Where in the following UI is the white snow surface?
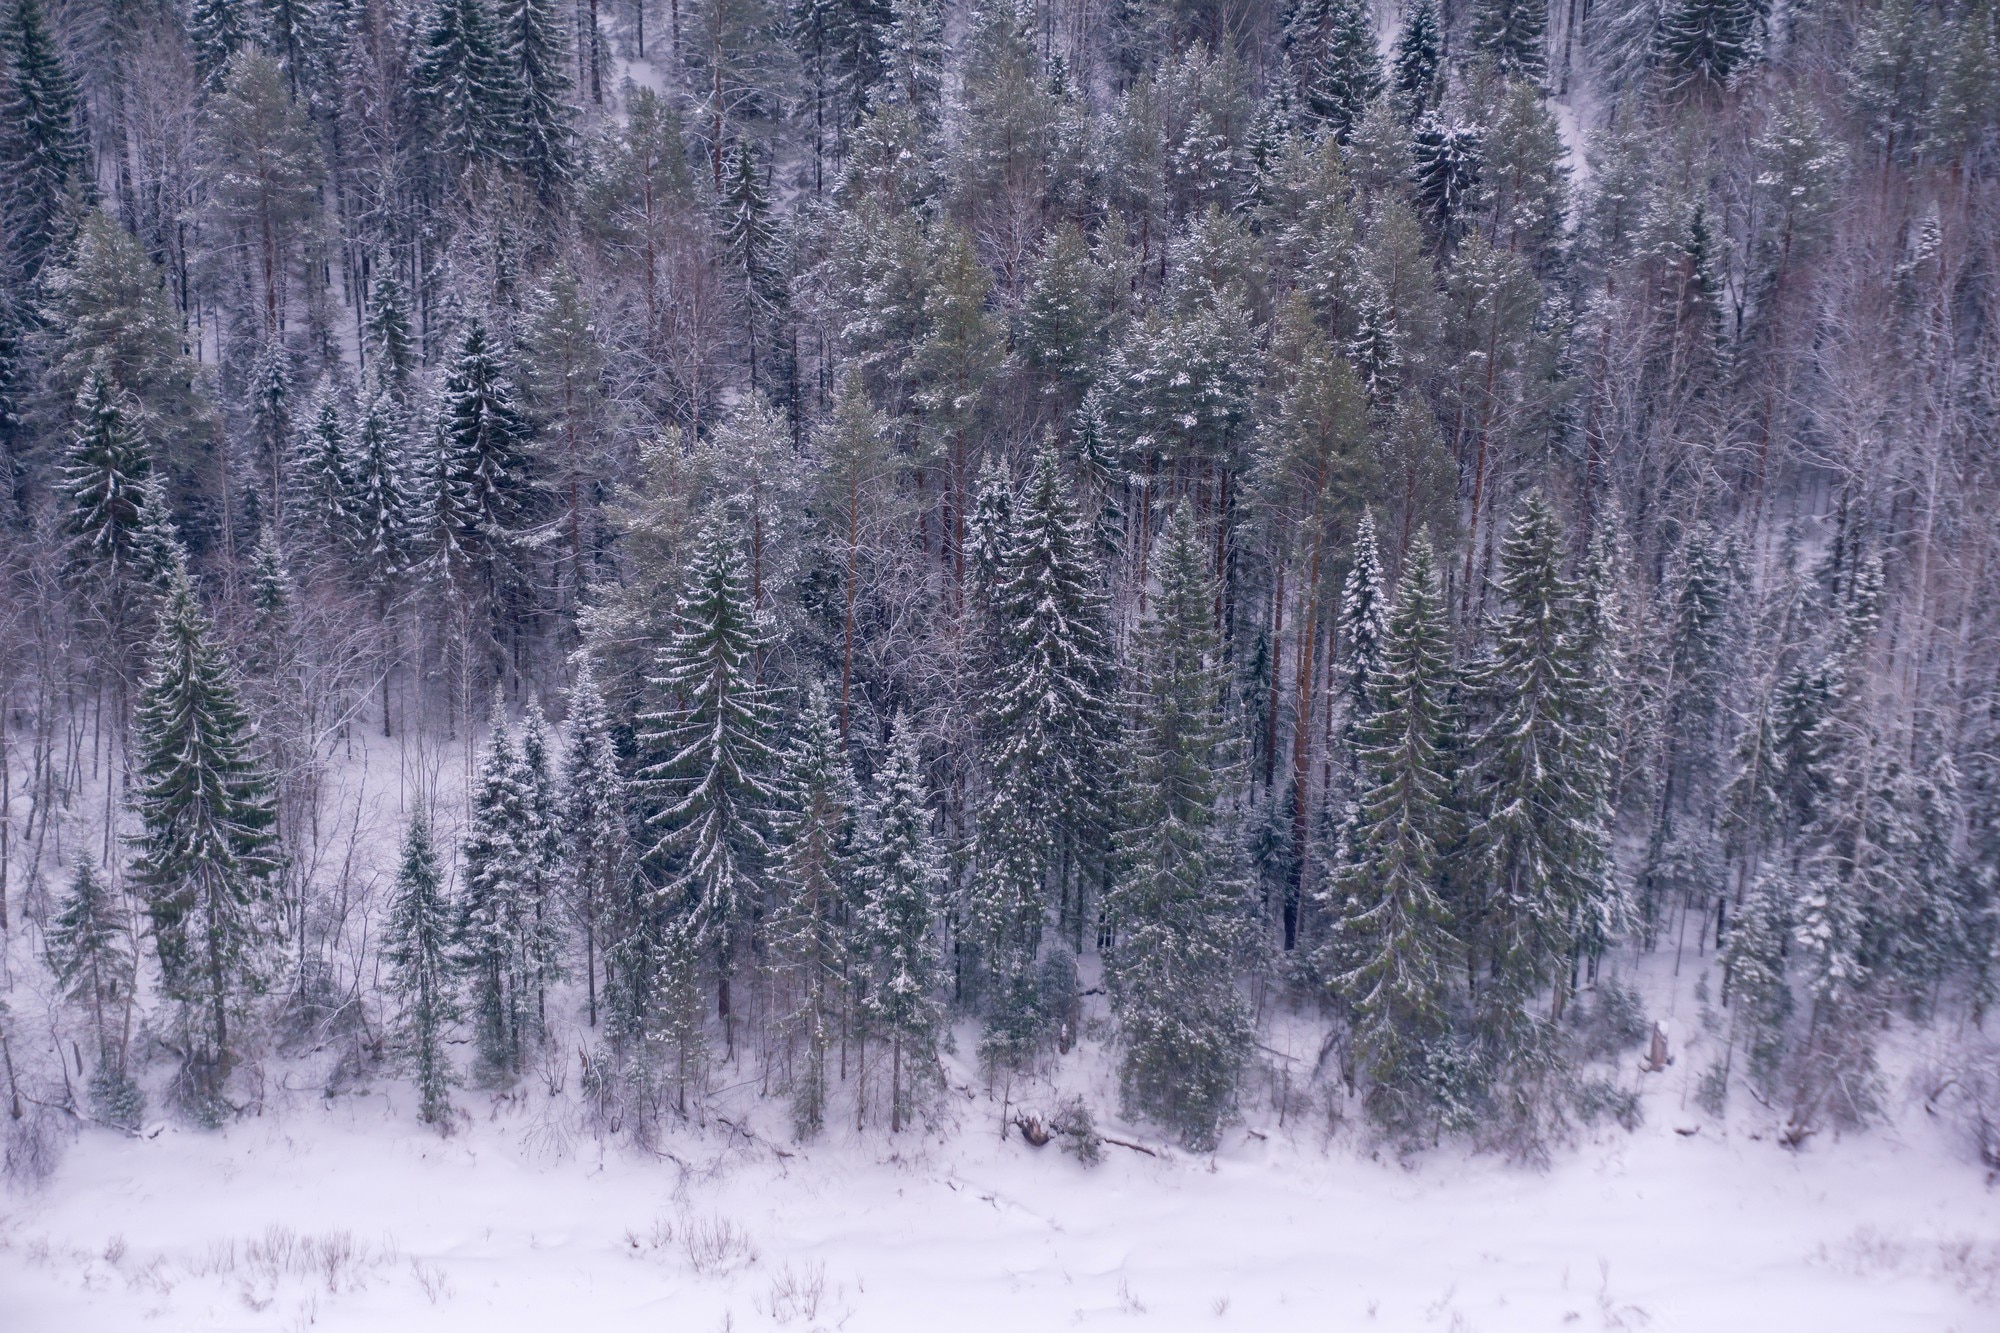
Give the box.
[5,1003,1996,1331]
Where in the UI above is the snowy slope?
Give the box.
[5,993,1995,1333]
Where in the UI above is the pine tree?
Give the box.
[770,684,859,1138]
[1327,533,1464,1135]
[1285,0,1382,142]
[129,555,280,1114]
[1458,493,1612,1123]
[384,806,458,1125]
[456,707,535,1079]
[0,0,88,282]
[637,513,783,1055]
[974,448,1117,1060]
[1105,503,1250,1151]
[859,713,942,1133]
[46,857,142,1128]
[61,368,156,650]
[561,660,629,1029]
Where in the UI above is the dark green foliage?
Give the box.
[1106,505,1250,1150]
[129,557,280,1104]
[385,807,457,1124]
[0,0,87,281]
[1285,0,1382,141]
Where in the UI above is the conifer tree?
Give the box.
[129,556,280,1114]
[1458,494,1612,1121]
[435,319,539,642]
[456,709,536,1078]
[637,513,783,1054]
[974,449,1117,1058]
[1105,504,1250,1150]
[0,0,88,282]
[415,0,518,172]
[561,660,629,1029]
[1390,0,1442,122]
[384,806,457,1125]
[62,369,156,672]
[1285,0,1382,141]
[46,858,142,1127]
[364,272,417,400]
[1411,115,1482,247]
[189,0,257,89]
[290,385,353,558]
[1326,534,1463,1134]
[345,388,412,606]
[1656,0,1761,92]
[499,0,574,199]
[860,713,942,1132]
[515,700,569,1030]
[1336,510,1391,750]
[771,685,859,1138]
[1471,0,1548,80]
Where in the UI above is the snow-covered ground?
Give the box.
[5,1003,1996,1333]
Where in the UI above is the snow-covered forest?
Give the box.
[0,0,1997,1323]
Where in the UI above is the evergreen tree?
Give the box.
[771,684,859,1138]
[129,556,280,1114]
[561,660,629,1029]
[456,708,535,1079]
[345,388,413,604]
[859,712,943,1133]
[974,449,1117,1061]
[1105,504,1250,1151]
[1285,0,1382,141]
[1471,0,1549,81]
[189,0,257,89]
[384,806,458,1125]
[46,857,142,1128]
[1411,115,1482,246]
[1327,534,1463,1135]
[499,0,574,199]
[637,513,783,1055]
[290,385,353,558]
[434,319,539,641]
[1458,494,1612,1124]
[415,0,518,172]
[1390,0,1443,122]
[0,0,88,282]
[364,271,417,400]
[1656,0,1761,92]
[515,699,569,1031]
[61,368,155,643]
[1336,509,1391,749]
[1720,867,1793,1093]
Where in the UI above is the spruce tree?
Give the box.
[636,513,783,1055]
[129,556,280,1114]
[62,368,156,671]
[1411,115,1482,247]
[46,858,142,1128]
[561,660,629,1029]
[515,699,569,1032]
[0,0,88,282]
[435,319,539,640]
[1656,0,1761,92]
[1285,0,1382,141]
[456,708,534,1079]
[384,806,458,1125]
[415,0,518,172]
[859,713,943,1133]
[974,449,1117,1061]
[499,0,574,199]
[364,271,417,400]
[290,385,354,559]
[1471,0,1548,81]
[1105,504,1250,1151]
[1326,534,1463,1135]
[345,388,412,605]
[771,684,859,1138]
[1458,493,1612,1124]
[1391,0,1443,122]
